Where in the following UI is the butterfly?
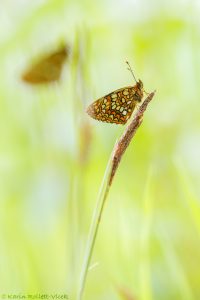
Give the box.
[87,62,145,125]
[22,45,69,84]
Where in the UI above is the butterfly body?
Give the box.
[87,80,144,125]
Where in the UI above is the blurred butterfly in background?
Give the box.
[22,44,69,84]
[87,62,146,125]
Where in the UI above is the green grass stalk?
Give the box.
[78,91,156,300]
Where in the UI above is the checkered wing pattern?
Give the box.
[87,86,139,125]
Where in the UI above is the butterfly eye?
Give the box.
[134,92,142,101]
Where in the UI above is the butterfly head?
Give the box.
[137,79,143,89]
[133,79,144,102]
[126,62,144,102]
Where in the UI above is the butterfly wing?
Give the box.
[87,86,139,125]
[22,46,68,84]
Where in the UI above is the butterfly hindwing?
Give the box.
[87,86,138,125]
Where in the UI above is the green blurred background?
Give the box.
[0,0,200,299]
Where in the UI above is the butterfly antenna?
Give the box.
[126,61,137,83]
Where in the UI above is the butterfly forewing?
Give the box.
[87,86,139,125]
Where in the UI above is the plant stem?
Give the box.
[78,152,113,300]
[78,91,156,300]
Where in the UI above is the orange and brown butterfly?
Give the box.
[87,62,145,125]
[22,44,69,84]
